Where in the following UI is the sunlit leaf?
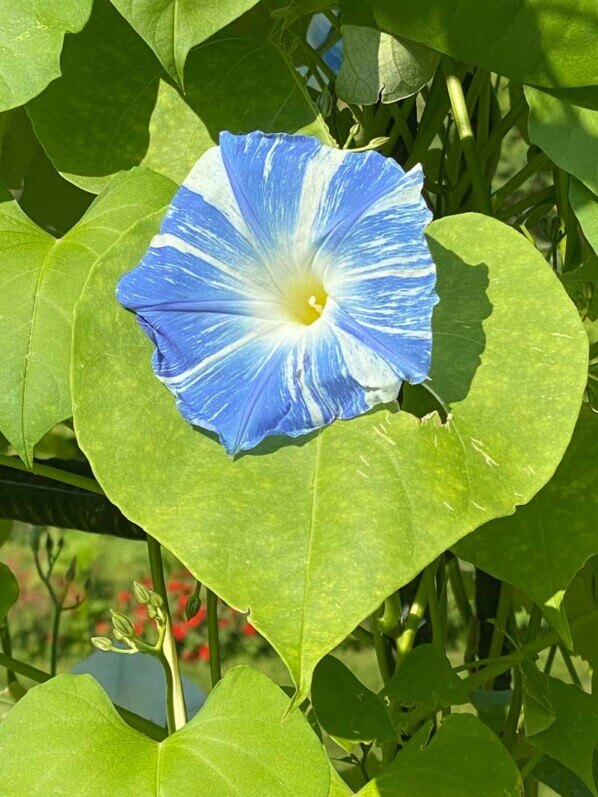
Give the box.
[0,168,176,465]
[0,1,92,111]
[455,406,598,645]
[0,667,330,796]
[110,0,259,84]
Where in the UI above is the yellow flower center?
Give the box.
[286,277,328,325]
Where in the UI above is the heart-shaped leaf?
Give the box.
[0,667,330,796]
[0,168,176,465]
[110,0,259,84]
[0,1,92,111]
[72,211,587,700]
[455,405,598,644]
[369,0,598,89]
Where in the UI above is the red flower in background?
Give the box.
[241,622,257,637]
[198,645,210,661]
[117,589,131,604]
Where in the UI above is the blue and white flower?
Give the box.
[116,132,437,455]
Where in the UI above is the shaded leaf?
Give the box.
[27,0,330,194]
[0,459,144,540]
[383,644,468,714]
[570,180,598,254]
[72,212,587,699]
[0,562,18,622]
[522,665,598,795]
[337,25,438,105]
[563,559,598,669]
[312,656,396,747]
[561,258,598,345]
[0,1,92,111]
[359,714,522,796]
[110,0,259,84]
[0,667,330,796]
[369,0,598,88]
[526,87,598,195]
[455,406,598,645]
[534,756,598,797]
[0,167,176,465]
[0,109,37,192]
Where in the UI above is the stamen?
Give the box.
[308,295,324,315]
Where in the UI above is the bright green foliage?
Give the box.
[359,715,522,796]
[456,406,598,644]
[0,562,18,622]
[110,0,259,83]
[370,0,598,88]
[0,168,176,466]
[383,644,468,714]
[0,0,92,111]
[26,0,329,194]
[72,211,587,699]
[312,656,396,746]
[0,667,330,795]
[522,664,598,795]
[526,87,598,195]
[570,180,598,255]
[336,26,439,104]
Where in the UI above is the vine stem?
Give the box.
[206,588,222,687]
[0,455,103,495]
[442,58,492,214]
[395,566,433,671]
[146,536,187,733]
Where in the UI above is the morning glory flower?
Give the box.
[116,132,437,455]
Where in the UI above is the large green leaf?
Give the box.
[72,212,587,700]
[0,562,18,623]
[27,0,330,194]
[570,180,598,254]
[369,0,598,89]
[0,667,330,796]
[0,1,92,111]
[522,665,598,795]
[455,406,598,644]
[336,26,439,105]
[0,168,176,466]
[359,715,522,796]
[110,0,259,84]
[526,87,598,195]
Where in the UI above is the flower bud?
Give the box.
[65,556,77,585]
[110,610,135,638]
[185,593,201,621]
[91,636,112,652]
[148,590,163,609]
[133,581,151,604]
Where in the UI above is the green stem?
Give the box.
[50,603,62,677]
[502,661,523,749]
[443,58,492,214]
[492,152,549,210]
[0,650,165,740]
[395,569,431,670]
[447,556,472,623]
[352,626,375,647]
[146,536,187,733]
[372,609,393,686]
[406,65,460,170]
[206,588,222,687]
[495,186,554,221]
[0,621,16,685]
[425,566,444,650]
[377,591,402,636]
[486,582,512,673]
[0,455,104,495]
[558,644,582,687]
[543,644,557,675]
[520,751,543,782]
